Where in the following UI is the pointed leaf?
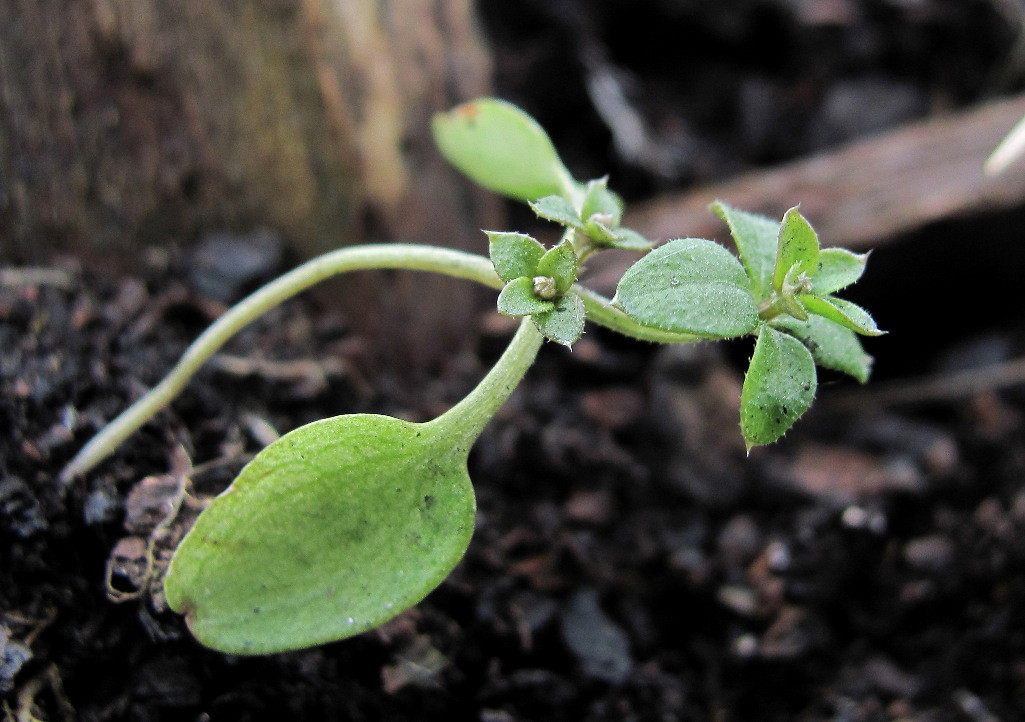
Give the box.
[487,231,545,282]
[497,277,554,317]
[711,200,779,299]
[799,295,885,336]
[609,227,655,251]
[811,248,868,295]
[530,195,582,228]
[583,218,620,244]
[741,326,817,449]
[536,242,577,294]
[432,98,575,202]
[773,315,873,383]
[164,415,476,654]
[773,207,820,292]
[533,293,585,346]
[614,238,759,338]
[580,177,623,227]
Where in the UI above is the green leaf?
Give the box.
[432,98,575,202]
[583,218,620,244]
[711,200,779,299]
[614,238,759,338]
[580,178,623,227]
[741,326,817,449]
[811,248,868,295]
[536,242,577,294]
[772,315,873,383]
[799,295,885,336]
[497,277,555,317]
[164,414,476,654]
[608,227,655,251]
[530,195,582,228]
[533,293,586,346]
[487,231,545,283]
[773,207,820,292]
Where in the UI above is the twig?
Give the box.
[0,268,75,289]
[825,356,1025,409]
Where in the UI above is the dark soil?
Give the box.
[4,2,1025,720]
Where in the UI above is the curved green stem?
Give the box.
[59,245,503,483]
[60,243,697,482]
[429,318,543,448]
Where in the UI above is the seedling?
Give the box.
[61,98,882,655]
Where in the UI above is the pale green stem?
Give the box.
[575,285,706,343]
[428,318,543,448]
[59,245,501,483]
[60,243,698,482]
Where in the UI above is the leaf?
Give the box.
[582,219,620,244]
[811,248,868,295]
[533,293,585,346]
[487,231,545,282]
[608,227,655,251]
[773,315,873,383]
[799,295,885,336]
[164,415,476,654]
[614,238,759,338]
[432,98,575,202]
[741,326,817,449]
[773,207,820,292]
[580,178,623,226]
[536,242,577,294]
[530,195,582,228]
[711,200,779,299]
[497,277,555,317]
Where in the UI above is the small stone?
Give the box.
[717,585,760,617]
[0,477,47,538]
[559,589,633,684]
[732,633,759,658]
[83,483,121,526]
[564,489,613,525]
[717,515,762,567]
[580,387,644,430]
[0,627,32,695]
[862,656,920,698]
[783,444,923,505]
[188,229,283,303]
[903,535,955,573]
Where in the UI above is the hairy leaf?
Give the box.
[487,231,545,283]
[614,238,759,337]
[608,227,655,251]
[711,200,779,299]
[741,326,817,449]
[530,195,582,228]
[536,242,577,294]
[811,248,868,295]
[799,295,885,336]
[773,315,873,383]
[580,178,623,226]
[497,277,555,317]
[533,293,586,346]
[773,207,820,292]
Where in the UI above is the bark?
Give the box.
[0,0,501,370]
[584,94,1025,295]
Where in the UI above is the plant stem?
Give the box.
[428,318,544,448]
[575,286,705,343]
[60,243,699,482]
[59,244,502,483]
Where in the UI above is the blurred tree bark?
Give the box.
[0,0,500,371]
